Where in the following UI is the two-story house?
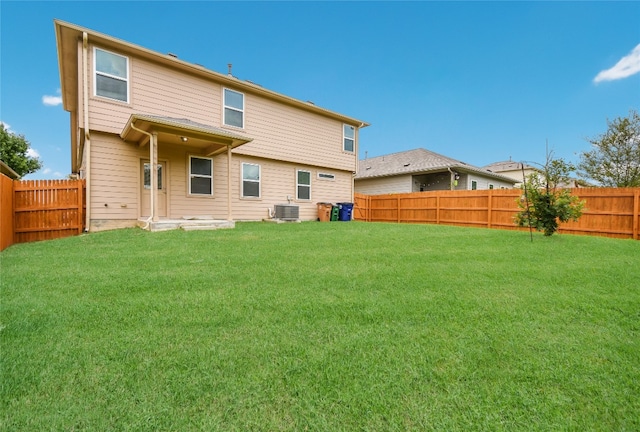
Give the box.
[55,20,368,231]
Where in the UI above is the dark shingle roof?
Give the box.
[356,148,516,183]
[483,160,538,173]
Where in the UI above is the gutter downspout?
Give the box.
[129,122,155,228]
[82,32,91,231]
[351,124,363,202]
[447,167,455,191]
[227,145,232,221]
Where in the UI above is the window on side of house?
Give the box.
[343,124,355,153]
[94,48,129,103]
[224,88,244,128]
[296,170,311,200]
[471,180,478,190]
[242,163,260,198]
[189,156,213,196]
[489,184,494,190]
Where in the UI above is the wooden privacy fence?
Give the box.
[0,174,14,251]
[354,188,640,240]
[1,179,86,250]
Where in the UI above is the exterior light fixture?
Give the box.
[180,136,188,142]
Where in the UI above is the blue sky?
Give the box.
[1,1,639,180]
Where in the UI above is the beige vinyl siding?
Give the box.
[89,134,229,220]
[354,175,412,195]
[131,59,220,124]
[164,149,229,219]
[236,95,357,171]
[87,48,220,134]
[231,156,353,221]
[90,133,140,220]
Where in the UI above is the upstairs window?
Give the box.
[242,163,260,198]
[343,124,355,153]
[94,48,129,103]
[296,170,311,200]
[189,156,213,196]
[224,88,244,128]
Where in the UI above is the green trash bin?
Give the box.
[330,205,340,221]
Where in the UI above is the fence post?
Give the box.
[634,189,639,240]
[487,189,493,229]
[436,195,440,225]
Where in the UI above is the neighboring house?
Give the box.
[483,160,539,186]
[484,159,589,188]
[355,148,516,195]
[55,20,368,231]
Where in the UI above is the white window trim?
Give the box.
[296,169,312,201]
[241,162,261,199]
[223,88,245,129]
[343,124,355,153]
[188,155,214,196]
[317,172,335,181]
[93,47,129,103]
[470,180,478,191]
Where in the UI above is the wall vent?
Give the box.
[274,204,299,220]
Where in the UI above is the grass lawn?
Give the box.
[1,222,639,431]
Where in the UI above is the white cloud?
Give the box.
[43,168,52,175]
[54,171,64,178]
[594,43,640,83]
[27,148,40,158]
[42,88,63,106]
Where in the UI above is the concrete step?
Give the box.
[144,219,235,232]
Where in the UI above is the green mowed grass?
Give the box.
[1,222,639,431]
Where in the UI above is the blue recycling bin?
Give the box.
[337,202,354,221]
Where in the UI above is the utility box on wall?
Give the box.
[274,204,299,220]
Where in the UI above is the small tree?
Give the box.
[578,109,640,187]
[515,155,585,237]
[0,123,42,177]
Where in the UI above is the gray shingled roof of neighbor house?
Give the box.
[356,148,517,183]
[483,160,539,173]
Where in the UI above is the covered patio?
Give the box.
[121,114,253,230]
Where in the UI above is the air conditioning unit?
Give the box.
[274,204,299,221]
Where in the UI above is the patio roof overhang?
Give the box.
[121,114,253,156]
